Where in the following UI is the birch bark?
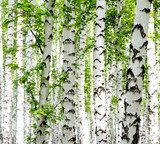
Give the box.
[61,1,76,143]
[36,0,54,143]
[147,6,159,143]
[25,30,35,144]
[121,0,152,143]
[3,0,15,143]
[16,16,25,144]
[76,27,90,144]
[94,0,107,143]
[106,60,117,144]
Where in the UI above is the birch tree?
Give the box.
[94,0,107,143]
[61,0,76,143]
[147,5,159,143]
[121,0,152,143]
[36,0,54,143]
[115,1,123,143]
[16,14,25,144]
[76,25,90,144]
[106,60,117,143]
[25,29,35,144]
[2,0,15,143]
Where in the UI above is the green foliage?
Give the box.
[105,0,135,64]
[8,62,19,70]
[84,56,91,113]
[30,103,61,124]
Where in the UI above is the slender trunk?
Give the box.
[36,0,54,143]
[94,0,107,143]
[25,30,35,144]
[115,1,123,143]
[89,21,96,144]
[90,48,96,144]
[116,61,123,144]
[147,6,159,143]
[61,1,76,143]
[106,60,117,144]
[76,27,90,144]
[16,16,25,144]
[3,0,15,143]
[121,0,152,143]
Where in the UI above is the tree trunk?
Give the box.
[61,1,76,143]
[116,61,123,144]
[25,30,35,144]
[94,0,107,143]
[121,0,152,143]
[16,16,25,144]
[76,27,90,144]
[36,0,54,143]
[147,5,159,143]
[3,0,15,143]
[106,60,117,144]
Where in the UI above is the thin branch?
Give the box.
[30,29,44,54]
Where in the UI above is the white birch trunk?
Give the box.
[90,48,96,144]
[115,1,123,143]
[106,60,117,144]
[2,0,15,143]
[121,0,152,143]
[76,27,90,144]
[94,0,107,143]
[88,21,96,144]
[25,30,35,144]
[36,0,54,143]
[61,1,76,143]
[116,61,123,144]
[16,16,25,144]
[147,6,159,143]
[139,102,149,144]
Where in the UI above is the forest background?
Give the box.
[0,0,160,144]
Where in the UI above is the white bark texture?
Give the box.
[76,27,90,144]
[25,30,35,144]
[61,1,76,143]
[139,104,149,144]
[94,0,107,143]
[16,16,25,144]
[89,21,96,144]
[106,60,117,144]
[121,0,152,143]
[147,6,159,143]
[90,49,96,144]
[2,0,15,143]
[36,0,54,143]
[116,61,123,144]
[115,1,123,143]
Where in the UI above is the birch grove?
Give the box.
[0,0,159,144]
